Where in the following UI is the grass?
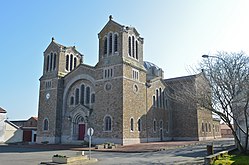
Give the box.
[213,153,249,165]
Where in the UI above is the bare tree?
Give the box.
[167,51,249,153]
[201,52,249,153]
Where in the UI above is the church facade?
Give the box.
[36,16,221,145]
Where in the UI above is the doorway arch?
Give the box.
[72,114,87,140]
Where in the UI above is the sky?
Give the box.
[1,0,249,120]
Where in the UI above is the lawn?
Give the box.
[213,153,249,165]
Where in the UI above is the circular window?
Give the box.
[105,82,112,91]
[133,84,139,93]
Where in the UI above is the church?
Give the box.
[36,16,221,145]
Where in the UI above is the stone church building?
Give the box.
[37,16,221,145]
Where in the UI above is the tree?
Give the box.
[201,52,249,153]
[167,51,249,153]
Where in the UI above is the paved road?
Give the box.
[93,139,235,165]
[0,139,234,165]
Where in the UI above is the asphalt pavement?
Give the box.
[0,138,235,165]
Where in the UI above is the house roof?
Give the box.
[29,116,38,121]
[0,107,7,113]
[5,120,19,129]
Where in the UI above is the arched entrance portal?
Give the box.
[72,114,87,141]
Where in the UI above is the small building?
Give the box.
[213,118,222,139]
[0,107,7,142]
[0,107,23,143]
[220,123,233,138]
[11,117,37,143]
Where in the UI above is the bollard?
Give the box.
[207,144,214,155]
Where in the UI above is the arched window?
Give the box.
[153,95,156,107]
[50,53,53,71]
[163,90,165,109]
[202,122,205,132]
[165,121,169,133]
[75,88,79,105]
[107,69,110,78]
[43,118,49,131]
[153,120,156,132]
[66,55,69,71]
[205,123,208,132]
[74,57,77,69]
[138,119,141,132]
[109,33,112,54]
[53,53,56,70]
[114,34,118,52]
[46,55,50,72]
[160,120,163,129]
[135,41,138,59]
[91,93,95,103]
[80,84,85,105]
[70,54,73,71]
[104,116,112,131]
[70,96,74,105]
[159,88,162,108]
[104,37,107,55]
[132,36,135,58]
[86,87,90,104]
[128,36,131,56]
[156,89,159,107]
[130,118,134,131]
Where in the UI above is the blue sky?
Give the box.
[1,0,249,120]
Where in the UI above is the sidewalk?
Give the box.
[9,140,205,153]
[85,141,202,153]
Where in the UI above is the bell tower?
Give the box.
[94,16,147,145]
[97,15,144,67]
[37,38,83,144]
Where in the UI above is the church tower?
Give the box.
[37,38,82,144]
[93,16,147,144]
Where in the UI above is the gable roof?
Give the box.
[98,15,124,35]
[0,107,7,113]
[44,37,83,56]
[98,15,141,37]
[5,120,19,129]
[31,117,38,121]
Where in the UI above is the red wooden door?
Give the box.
[23,130,32,142]
[78,124,85,140]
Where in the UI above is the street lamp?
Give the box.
[202,55,209,58]
[202,54,226,63]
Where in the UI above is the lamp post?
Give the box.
[145,81,151,143]
[202,54,226,63]
[202,54,224,154]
